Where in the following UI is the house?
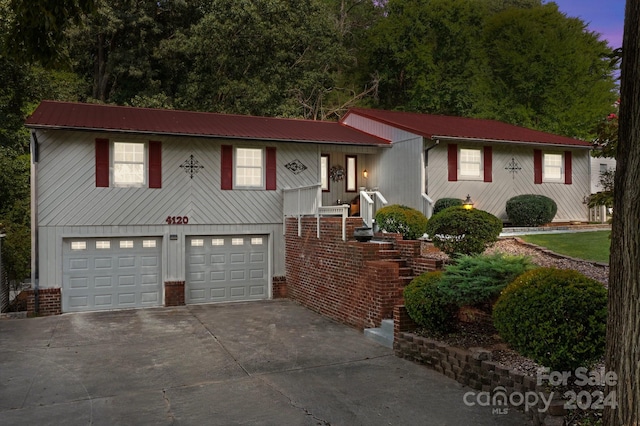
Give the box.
[590,156,616,194]
[25,101,591,314]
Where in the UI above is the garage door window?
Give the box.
[143,240,157,248]
[212,238,225,246]
[232,238,244,245]
[120,240,134,248]
[71,241,87,250]
[251,237,263,245]
[96,241,111,249]
[191,239,204,247]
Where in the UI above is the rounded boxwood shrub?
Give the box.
[506,194,558,226]
[439,253,536,308]
[433,198,463,215]
[425,206,503,256]
[403,271,457,333]
[375,204,428,240]
[493,268,607,371]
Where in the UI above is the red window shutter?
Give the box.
[95,138,110,187]
[564,151,572,185]
[448,144,458,182]
[534,149,543,184]
[221,145,233,190]
[483,146,492,182]
[149,141,162,188]
[266,147,276,190]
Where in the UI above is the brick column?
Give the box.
[272,276,288,298]
[26,288,61,316]
[164,281,185,306]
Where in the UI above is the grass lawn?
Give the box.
[520,230,611,264]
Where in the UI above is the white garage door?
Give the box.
[186,235,268,304]
[62,237,162,312]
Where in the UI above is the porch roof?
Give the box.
[343,108,592,148]
[26,101,390,146]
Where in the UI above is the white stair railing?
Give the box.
[360,190,388,228]
[421,193,435,218]
[283,184,321,237]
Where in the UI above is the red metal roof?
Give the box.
[25,101,389,146]
[343,108,591,147]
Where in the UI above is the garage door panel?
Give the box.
[186,235,268,304]
[189,254,206,265]
[95,258,112,269]
[63,237,162,312]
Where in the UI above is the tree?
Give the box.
[159,0,355,118]
[4,0,95,65]
[604,0,640,424]
[479,3,618,139]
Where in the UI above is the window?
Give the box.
[543,153,563,181]
[346,155,357,192]
[71,241,87,250]
[232,238,244,245]
[113,142,145,186]
[211,238,225,246]
[96,139,161,188]
[235,148,263,188]
[119,240,134,249]
[459,148,481,178]
[143,240,156,248]
[251,237,263,245]
[96,241,111,249]
[321,154,329,191]
[191,239,204,247]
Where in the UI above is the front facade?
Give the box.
[26,101,592,313]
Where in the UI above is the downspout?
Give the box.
[424,138,440,195]
[30,132,39,315]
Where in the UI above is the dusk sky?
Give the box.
[546,0,626,49]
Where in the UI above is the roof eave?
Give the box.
[429,135,591,149]
[26,124,389,147]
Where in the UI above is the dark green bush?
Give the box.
[439,253,535,308]
[506,194,558,226]
[425,206,503,256]
[375,204,428,240]
[433,198,463,215]
[493,268,607,371]
[403,271,457,333]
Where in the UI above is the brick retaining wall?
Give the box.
[25,288,61,316]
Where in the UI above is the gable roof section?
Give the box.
[25,101,389,146]
[343,108,591,148]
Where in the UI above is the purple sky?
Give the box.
[545,0,626,49]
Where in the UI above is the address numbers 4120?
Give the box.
[166,216,189,225]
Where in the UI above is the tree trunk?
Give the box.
[604,1,640,425]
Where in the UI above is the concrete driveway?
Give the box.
[0,300,531,425]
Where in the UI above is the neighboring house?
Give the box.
[25,101,591,313]
[590,156,616,194]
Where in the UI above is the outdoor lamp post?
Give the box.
[463,194,474,210]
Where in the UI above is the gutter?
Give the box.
[429,134,591,150]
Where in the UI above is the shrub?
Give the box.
[493,268,607,371]
[425,207,503,256]
[433,198,463,215]
[375,204,428,240]
[403,272,457,333]
[506,194,558,226]
[439,253,536,308]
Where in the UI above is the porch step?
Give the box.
[364,319,394,348]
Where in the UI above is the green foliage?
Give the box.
[506,194,557,226]
[493,268,607,371]
[425,207,502,256]
[403,271,457,333]
[1,198,30,283]
[439,253,535,307]
[433,198,463,215]
[375,204,428,240]
[477,3,617,139]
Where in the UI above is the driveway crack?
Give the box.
[162,389,176,424]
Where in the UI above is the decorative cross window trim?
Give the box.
[505,157,522,179]
[180,155,204,179]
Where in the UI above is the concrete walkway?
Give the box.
[0,300,531,425]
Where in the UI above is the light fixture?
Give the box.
[463,194,474,210]
[362,169,368,179]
